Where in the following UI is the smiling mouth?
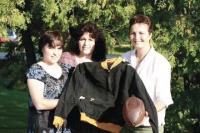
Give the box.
[83,46,90,48]
[51,56,58,58]
[83,48,91,50]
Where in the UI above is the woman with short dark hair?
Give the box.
[121,14,173,133]
[26,30,72,133]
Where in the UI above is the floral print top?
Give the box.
[26,63,72,107]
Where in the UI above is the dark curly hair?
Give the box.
[68,22,107,62]
[38,30,64,56]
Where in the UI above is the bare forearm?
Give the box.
[154,100,166,112]
[34,99,59,110]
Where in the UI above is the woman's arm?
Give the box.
[154,100,167,112]
[27,79,58,110]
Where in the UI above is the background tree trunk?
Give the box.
[22,28,36,68]
[22,0,36,68]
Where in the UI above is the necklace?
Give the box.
[135,47,151,67]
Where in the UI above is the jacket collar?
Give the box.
[101,57,124,70]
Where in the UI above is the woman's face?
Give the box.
[78,32,95,57]
[129,23,152,49]
[42,42,63,64]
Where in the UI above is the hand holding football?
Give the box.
[122,96,146,126]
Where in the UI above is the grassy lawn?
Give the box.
[0,89,28,133]
[109,44,131,55]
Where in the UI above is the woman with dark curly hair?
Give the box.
[57,22,107,132]
[59,22,107,66]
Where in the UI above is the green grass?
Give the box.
[0,89,28,133]
[108,44,132,55]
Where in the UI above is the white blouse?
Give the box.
[122,47,173,126]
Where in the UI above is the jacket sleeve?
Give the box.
[125,65,158,133]
[54,66,80,119]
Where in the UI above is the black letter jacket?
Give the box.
[55,57,158,133]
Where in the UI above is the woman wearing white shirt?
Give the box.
[121,14,173,133]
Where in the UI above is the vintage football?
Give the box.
[122,96,145,126]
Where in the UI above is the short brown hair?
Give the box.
[38,30,64,56]
[129,14,153,33]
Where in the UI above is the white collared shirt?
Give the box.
[122,47,173,126]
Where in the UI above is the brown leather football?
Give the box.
[122,96,145,126]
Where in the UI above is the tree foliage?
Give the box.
[28,0,137,51]
[0,0,29,36]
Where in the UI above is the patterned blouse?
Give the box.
[26,63,72,107]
